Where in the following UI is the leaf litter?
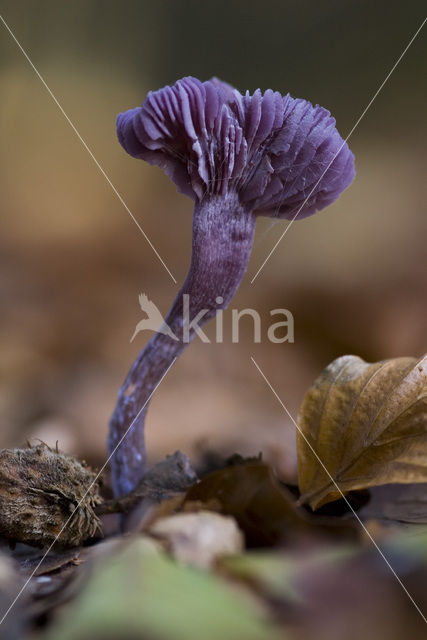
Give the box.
[0,353,426,639]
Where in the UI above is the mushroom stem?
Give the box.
[108,192,255,497]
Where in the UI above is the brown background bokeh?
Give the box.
[0,0,426,479]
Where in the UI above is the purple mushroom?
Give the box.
[109,76,355,497]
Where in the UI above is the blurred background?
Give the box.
[0,0,426,479]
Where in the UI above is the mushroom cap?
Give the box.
[117,76,355,220]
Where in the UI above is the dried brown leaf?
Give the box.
[359,483,427,524]
[185,463,357,546]
[297,354,427,509]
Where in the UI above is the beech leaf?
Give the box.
[297,354,427,509]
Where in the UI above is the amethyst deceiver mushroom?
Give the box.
[109,76,355,496]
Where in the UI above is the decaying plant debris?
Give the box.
[0,444,102,548]
[0,354,426,639]
[297,354,427,508]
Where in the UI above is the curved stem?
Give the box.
[108,192,256,496]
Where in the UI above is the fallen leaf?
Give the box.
[297,354,427,509]
[221,545,356,604]
[15,547,81,576]
[41,538,282,640]
[360,483,427,524]
[295,538,427,640]
[184,463,357,546]
[225,531,427,640]
[149,511,244,569]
